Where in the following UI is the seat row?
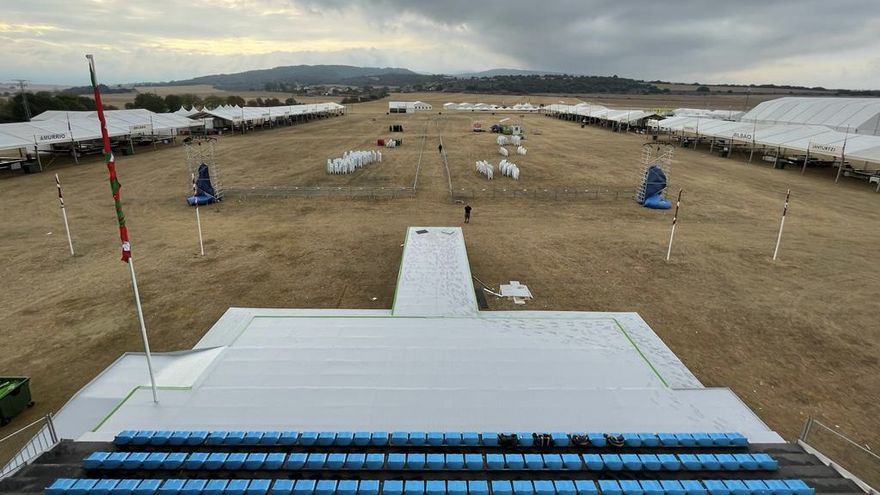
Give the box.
[83,451,779,472]
[45,478,815,495]
[113,431,749,449]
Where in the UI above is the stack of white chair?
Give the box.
[385,139,397,148]
[475,160,494,180]
[499,146,509,157]
[516,146,527,155]
[325,150,382,174]
[511,135,522,146]
[499,159,520,180]
[496,135,508,146]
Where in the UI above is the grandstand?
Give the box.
[0,227,870,494]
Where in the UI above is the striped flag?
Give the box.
[55,173,65,208]
[87,55,131,262]
[782,189,791,217]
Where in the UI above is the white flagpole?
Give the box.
[835,126,849,183]
[128,256,159,403]
[772,189,791,261]
[55,174,74,256]
[192,173,205,256]
[801,142,811,175]
[666,189,682,261]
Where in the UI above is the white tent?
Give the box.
[740,97,880,135]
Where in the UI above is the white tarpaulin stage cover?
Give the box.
[739,97,880,135]
[192,102,344,124]
[48,226,783,444]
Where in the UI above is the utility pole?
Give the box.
[14,79,31,121]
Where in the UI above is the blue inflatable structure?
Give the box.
[640,165,672,210]
[187,163,218,206]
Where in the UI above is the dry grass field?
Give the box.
[1,94,878,482]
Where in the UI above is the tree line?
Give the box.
[124,93,298,113]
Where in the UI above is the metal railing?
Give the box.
[0,414,59,479]
[451,186,635,202]
[224,186,416,200]
[800,416,879,494]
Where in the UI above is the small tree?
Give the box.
[696,86,711,93]
[129,92,168,112]
[226,95,246,106]
[164,94,183,112]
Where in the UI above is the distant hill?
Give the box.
[455,68,565,78]
[147,65,419,91]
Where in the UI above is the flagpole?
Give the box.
[835,126,849,183]
[55,174,75,256]
[666,189,682,262]
[87,54,159,403]
[801,141,811,175]
[772,189,790,261]
[192,173,205,256]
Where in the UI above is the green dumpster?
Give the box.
[0,377,35,426]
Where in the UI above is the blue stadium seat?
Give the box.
[225,453,247,470]
[551,432,570,446]
[204,452,228,470]
[752,454,778,470]
[468,481,489,495]
[481,433,499,447]
[365,453,385,469]
[697,454,720,471]
[513,480,534,495]
[206,431,227,445]
[601,454,623,471]
[151,431,172,446]
[639,454,661,471]
[271,480,295,495]
[359,481,380,495]
[325,453,345,469]
[406,453,427,469]
[143,452,168,470]
[279,431,299,446]
[299,432,319,446]
[574,481,597,495]
[261,431,281,445]
[639,433,660,447]
[678,454,701,471]
[692,433,713,447]
[598,480,622,495]
[762,481,791,495]
[562,454,582,470]
[657,433,678,447]
[534,480,555,495]
[286,453,307,469]
[306,453,327,469]
[93,479,119,495]
[427,432,444,446]
[715,454,738,471]
[703,480,728,495]
[335,432,355,446]
[162,453,186,470]
[486,454,504,469]
[246,453,269,470]
[265,453,285,470]
[619,480,642,495]
[674,433,695,447]
[293,480,316,495]
[555,480,576,495]
[383,481,403,495]
[133,479,162,495]
[409,432,427,446]
[621,454,642,471]
[784,480,813,495]
[391,432,409,446]
[445,453,464,469]
[68,479,98,495]
[491,481,513,495]
[516,433,534,447]
[114,430,137,445]
[183,452,208,470]
[657,454,680,471]
[338,480,358,495]
[448,481,467,495]
[505,454,525,469]
[244,431,264,445]
[544,454,563,470]
[680,481,706,495]
[640,481,662,495]
[524,454,544,470]
[226,480,250,495]
[186,431,209,446]
[346,453,366,469]
[583,454,603,471]
[131,431,155,446]
[387,453,405,470]
[708,433,730,446]
[83,452,110,470]
[317,432,337,446]
[123,452,148,469]
[726,433,748,447]
[205,480,228,495]
[316,480,337,495]
[623,433,641,447]
[660,481,685,495]
[465,453,483,470]
[743,481,769,495]
[586,433,606,447]
[182,479,208,495]
[370,432,389,446]
[160,478,189,495]
[111,479,141,494]
[353,432,371,446]
[169,431,190,446]
[462,432,479,446]
[445,432,463,446]
[405,480,425,495]
[247,479,271,495]
[722,480,747,495]
[427,480,446,495]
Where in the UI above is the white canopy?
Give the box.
[0,118,131,151]
[194,102,343,124]
[31,109,201,133]
[740,97,880,135]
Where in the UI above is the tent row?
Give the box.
[545,103,658,125]
[191,103,345,127]
[672,108,744,120]
[444,102,542,112]
[652,116,880,165]
[32,109,201,136]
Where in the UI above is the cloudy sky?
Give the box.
[2,0,880,88]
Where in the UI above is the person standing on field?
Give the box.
[464,204,472,223]
[438,143,443,154]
